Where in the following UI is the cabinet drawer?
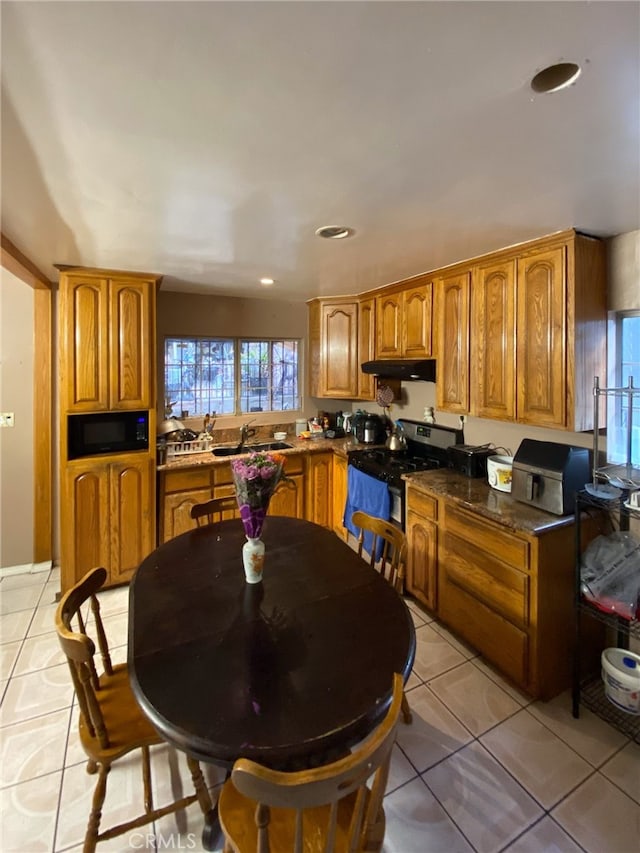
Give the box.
[439,574,528,688]
[444,532,529,626]
[163,469,213,493]
[406,487,438,521]
[444,503,529,570]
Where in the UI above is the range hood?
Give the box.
[361,359,436,382]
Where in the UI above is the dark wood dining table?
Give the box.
[128,516,415,843]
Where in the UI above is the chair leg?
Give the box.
[401,691,412,724]
[186,756,214,815]
[83,763,109,853]
[86,759,98,775]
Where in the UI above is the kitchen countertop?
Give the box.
[157,436,354,471]
[403,469,576,535]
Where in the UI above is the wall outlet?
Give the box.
[0,412,15,428]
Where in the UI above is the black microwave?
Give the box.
[68,410,149,459]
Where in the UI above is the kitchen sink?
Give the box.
[211,441,293,457]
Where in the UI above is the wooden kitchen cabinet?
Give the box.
[467,232,606,429]
[332,453,348,539]
[59,269,158,412]
[405,486,439,610]
[160,468,215,542]
[438,500,582,699]
[434,270,471,413]
[61,453,154,591]
[270,455,305,519]
[307,297,378,400]
[375,278,433,359]
[357,297,376,400]
[470,259,517,420]
[305,452,333,527]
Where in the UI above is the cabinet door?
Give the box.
[109,280,153,409]
[110,456,155,584]
[403,282,433,358]
[304,452,333,527]
[376,293,402,358]
[163,487,213,542]
[406,511,438,610]
[321,302,358,398]
[357,298,376,400]
[270,474,304,518]
[60,461,111,592]
[435,271,470,413]
[516,248,566,428]
[307,301,322,397]
[60,276,110,411]
[471,260,516,420]
[332,455,348,539]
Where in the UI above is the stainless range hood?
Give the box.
[361,359,436,382]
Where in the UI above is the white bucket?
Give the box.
[487,455,514,493]
[601,648,640,714]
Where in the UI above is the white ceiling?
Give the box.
[2,1,639,301]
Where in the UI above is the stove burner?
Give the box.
[348,447,444,486]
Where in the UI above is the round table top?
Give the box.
[129,517,415,768]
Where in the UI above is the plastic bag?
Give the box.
[580,531,640,620]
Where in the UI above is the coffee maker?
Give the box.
[351,412,387,444]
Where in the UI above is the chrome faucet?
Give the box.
[238,420,257,451]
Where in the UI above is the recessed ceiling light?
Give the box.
[530,62,581,94]
[315,225,355,240]
[260,277,275,286]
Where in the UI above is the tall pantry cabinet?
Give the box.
[58,268,160,593]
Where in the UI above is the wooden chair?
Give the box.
[55,567,213,853]
[218,672,404,853]
[190,495,239,526]
[351,510,407,595]
[351,511,412,725]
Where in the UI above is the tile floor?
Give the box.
[1,567,639,853]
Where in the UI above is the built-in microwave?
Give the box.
[67,410,149,459]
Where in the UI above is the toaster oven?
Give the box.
[447,444,494,478]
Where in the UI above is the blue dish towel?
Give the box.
[344,467,391,560]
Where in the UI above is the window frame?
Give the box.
[163,334,303,419]
[606,309,640,466]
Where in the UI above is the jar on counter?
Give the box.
[295,418,307,437]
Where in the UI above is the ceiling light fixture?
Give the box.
[315,225,355,240]
[260,277,275,286]
[530,62,582,94]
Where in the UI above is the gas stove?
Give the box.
[348,419,464,485]
[347,420,464,528]
[347,447,442,488]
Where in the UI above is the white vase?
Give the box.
[242,537,265,583]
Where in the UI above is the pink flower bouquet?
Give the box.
[231,452,286,539]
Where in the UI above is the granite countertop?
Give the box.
[403,469,575,535]
[157,436,353,471]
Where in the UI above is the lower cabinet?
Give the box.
[270,455,305,519]
[304,452,333,528]
[405,486,439,610]
[160,468,216,542]
[332,454,348,539]
[406,484,589,700]
[61,453,155,592]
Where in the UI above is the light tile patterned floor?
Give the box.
[1,568,638,852]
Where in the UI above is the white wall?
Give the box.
[0,269,35,568]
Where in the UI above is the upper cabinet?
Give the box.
[436,231,606,431]
[59,269,159,412]
[375,278,433,359]
[435,271,471,414]
[307,297,376,400]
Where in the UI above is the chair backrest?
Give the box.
[55,566,114,749]
[230,672,404,853]
[190,495,239,526]
[351,510,407,593]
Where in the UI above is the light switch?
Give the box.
[0,412,15,427]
